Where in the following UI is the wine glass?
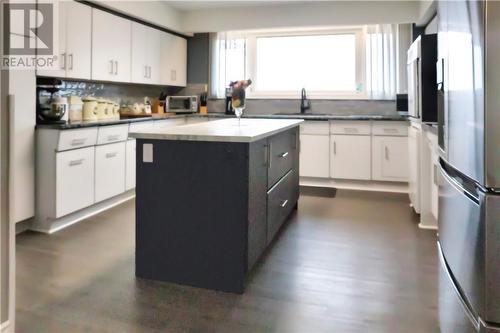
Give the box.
[234,106,244,126]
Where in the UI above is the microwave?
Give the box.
[165,96,198,113]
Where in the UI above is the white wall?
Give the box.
[182,1,421,33]
[95,1,186,34]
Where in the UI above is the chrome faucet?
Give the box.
[300,88,311,114]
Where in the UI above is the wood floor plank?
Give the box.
[16,190,439,333]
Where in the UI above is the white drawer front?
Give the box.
[330,121,371,135]
[372,121,408,136]
[95,142,126,202]
[57,128,98,151]
[129,121,155,133]
[97,124,129,145]
[56,147,95,217]
[300,121,330,135]
[154,118,186,129]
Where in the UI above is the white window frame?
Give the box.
[245,27,367,99]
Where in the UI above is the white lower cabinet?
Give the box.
[299,134,330,178]
[372,136,409,182]
[56,147,95,218]
[125,140,136,190]
[330,135,371,180]
[95,142,126,202]
[408,123,421,213]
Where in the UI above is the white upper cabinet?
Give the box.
[65,1,92,79]
[92,9,132,83]
[160,33,187,87]
[131,23,161,84]
[37,1,91,79]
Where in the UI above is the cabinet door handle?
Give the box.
[107,135,120,142]
[105,152,118,158]
[144,65,148,78]
[71,138,86,146]
[279,151,289,158]
[280,199,289,208]
[109,60,114,74]
[385,146,389,160]
[61,53,67,69]
[68,54,74,70]
[333,141,337,155]
[69,158,84,166]
[114,61,118,75]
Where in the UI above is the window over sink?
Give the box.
[210,24,404,100]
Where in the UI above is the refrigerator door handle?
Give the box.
[440,164,480,205]
[438,242,481,331]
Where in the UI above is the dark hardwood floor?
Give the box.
[16,190,439,333]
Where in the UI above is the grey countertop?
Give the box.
[129,118,304,143]
[36,112,408,130]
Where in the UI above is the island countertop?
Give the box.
[129,118,304,143]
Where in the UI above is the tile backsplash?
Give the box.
[207,99,397,116]
[37,77,183,106]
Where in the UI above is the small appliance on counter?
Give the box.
[165,95,198,114]
[225,87,234,115]
[37,80,67,124]
[396,93,408,116]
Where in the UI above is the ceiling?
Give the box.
[164,1,312,11]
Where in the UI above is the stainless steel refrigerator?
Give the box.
[437,0,500,332]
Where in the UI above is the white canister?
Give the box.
[68,96,83,122]
[82,97,98,121]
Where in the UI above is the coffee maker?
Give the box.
[37,78,67,124]
[225,87,234,115]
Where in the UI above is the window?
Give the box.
[254,34,358,94]
[211,25,400,100]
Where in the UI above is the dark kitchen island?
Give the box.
[129,118,303,293]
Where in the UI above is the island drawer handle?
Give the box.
[106,152,118,158]
[280,199,289,208]
[280,151,289,158]
[69,158,84,166]
[71,138,86,146]
[107,135,120,141]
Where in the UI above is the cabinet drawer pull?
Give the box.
[344,128,359,134]
[68,54,74,70]
[105,152,118,158]
[69,158,84,166]
[333,141,337,155]
[107,135,120,141]
[383,128,399,134]
[385,146,389,160]
[71,138,86,146]
[280,199,289,208]
[279,151,289,158]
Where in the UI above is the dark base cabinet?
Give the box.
[135,127,300,294]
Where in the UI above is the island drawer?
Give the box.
[267,169,296,244]
[268,129,297,188]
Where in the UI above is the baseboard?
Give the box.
[30,190,135,234]
[300,177,409,194]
